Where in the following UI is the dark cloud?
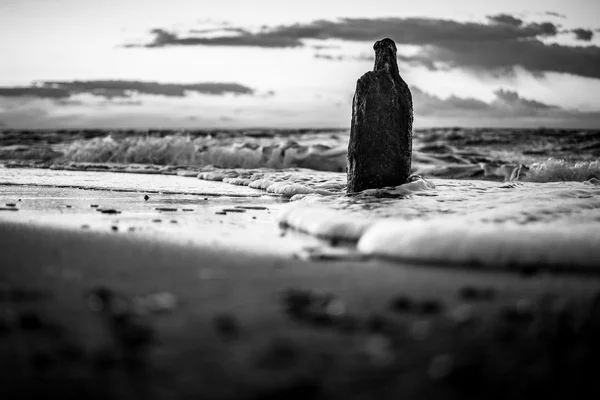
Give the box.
[129,16,560,49]
[0,87,71,99]
[122,16,600,80]
[487,14,523,27]
[126,28,302,48]
[572,28,594,41]
[0,80,256,100]
[189,27,248,35]
[404,40,600,79]
[412,87,578,119]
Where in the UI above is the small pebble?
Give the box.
[81,224,90,229]
[182,208,194,211]
[152,219,162,223]
[5,203,16,207]
[87,286,113,313]
[144,195,149,201]
[458,286,496,301]
[418,299,444,315]
[65,205,72,208]
[155,207,177,212]
[390,295,413,312]
[111,226,118,232]
[170,220,178,224]
[90,204,99,208]
[213,313,239,338]
[215,211,226,215]
[366,314,388,333]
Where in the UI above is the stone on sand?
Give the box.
[347,38,413,193]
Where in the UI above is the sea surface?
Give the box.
[1,128,599,270]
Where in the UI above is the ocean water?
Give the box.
[1,128,600,270]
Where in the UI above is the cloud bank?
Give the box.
[129,15,600,80]
[0,80,256,100]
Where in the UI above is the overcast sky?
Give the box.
[1,0,599,129]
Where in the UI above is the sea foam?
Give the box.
[358,219,600,270]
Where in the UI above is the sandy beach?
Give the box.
[2,176,600,399]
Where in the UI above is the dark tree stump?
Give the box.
[347,38,413,193]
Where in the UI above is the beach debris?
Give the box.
[90,204,99,208]
[5,203,16,207]
[389,295,443,315]
[234,205,269,210]
[144,194,149,201]
[221,208,246,213]
[213,313,240,339]
[347,38,413,193]
[152,219,162,222]
[111,225,118,232]
[458,286,496,301]
[282,288,347,327]
[215,211,226,215]
[155,207,177,212]
[65,205,72,208]
[170,219,178,223]
[97,208,121,214]
[87,286,156,370]
[182,208,194,211]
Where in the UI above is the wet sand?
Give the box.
[2,203,600,398]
